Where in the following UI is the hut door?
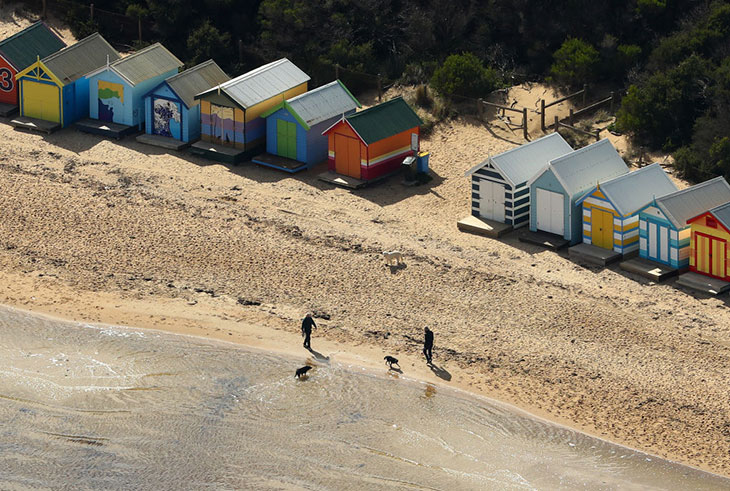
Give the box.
[478,180,505,222]
[696,233,726,278]
[334,134,361,179]
[23,80,59,123]
[277,120,297,159]
[536,188,564,236]
[591,209,614,250]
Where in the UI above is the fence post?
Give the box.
[569,108,574,126]
[582,84,587,107]
[335,64,340,80]
[42,0,47,18]
[609,91,615,113]
[477,98,483,120]
[137,16,142,42]
[595,130,600,141]
[90,3,94,21]
[540,99,545,132]
[377,74,382,102]
[523,107,528,140]
[238,39,244,64]
[554,115,559,133]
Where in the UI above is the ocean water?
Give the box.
[0,305,727,490]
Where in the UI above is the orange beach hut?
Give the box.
[322,96,422,181]
[687,202,730,281]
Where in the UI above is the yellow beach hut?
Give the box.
[687,202,730,281]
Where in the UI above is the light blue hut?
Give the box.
[637,176,730,269]
[82,43,182,136]
[137,60,229,149]
[253,80,361,172]
[527,138,628,244]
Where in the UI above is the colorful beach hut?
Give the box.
[0,21,65,116]
[321,96,423,182]
[14,33,119,130]
[527,139,628,244]
[638,177,730,269]
[253,80,361,172]
[138,60,229,149]
[82,43,182,137]
[575,163,677,254]
[464,133,572,227]
[686,202,730,281]
[192,58,310,163]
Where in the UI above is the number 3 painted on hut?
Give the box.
[0,68,12,92]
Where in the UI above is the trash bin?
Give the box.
[402,155,416,181]
[416,151,430,174]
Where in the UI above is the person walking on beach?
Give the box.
[423,326,434,364]
[301,313,316,349]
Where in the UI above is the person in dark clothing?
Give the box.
[423,326,434,364]
[301,313,316,349]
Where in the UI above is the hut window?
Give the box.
[707,217,718,228]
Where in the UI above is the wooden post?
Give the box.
[523,107,528,140]
[477,98,483,120]
[554,115,559,132]
[540,99,545,132]
[335,64,340,80]
[582,84,587,107]
[377,74,382,102]
[238,39,244,64]
[90,4,94,21]
[42,0,47,18]
[569,108,574,126]
[595,130,600,141]
[609,91,615,113]
[138,16,142,42]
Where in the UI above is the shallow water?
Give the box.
[0,306,727,490]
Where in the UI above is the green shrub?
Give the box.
[430,53,499,99]
[549,38,599,87]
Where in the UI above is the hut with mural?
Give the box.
[137,59,229,150]
[13,33,119,132]
[80,43,182,138]
[191,58,309,163]
[0,21,65,116]
[575,162,677,255]
[320,96,422,187]
[253,80,361,172]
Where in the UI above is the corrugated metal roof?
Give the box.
[708,201,730,231]
[164,59,229,109]
[285,80,361,128]
[597,163,677,216]
[657,176,730,228]
[0,21,65,71]
[487,133,573,186]
[42,33,119,85]
[106,43,182,86]
[343,97,422,145]
[548,139,628,196]
[197,58,310,109]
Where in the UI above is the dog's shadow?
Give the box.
[428,363,451,381]
[388,263,407,274]
[387,366,403,374]
[306,347,330,363]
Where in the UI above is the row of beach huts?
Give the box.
[0,23,425,184]
[463,132,730,294]
[3,24,729,295]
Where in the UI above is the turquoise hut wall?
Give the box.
[638,205,688,269]
[528,169,580,243]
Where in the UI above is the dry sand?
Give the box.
[1,12,730,479]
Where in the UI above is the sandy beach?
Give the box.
[2,7,730,478]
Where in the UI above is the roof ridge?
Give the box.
[111,42,164,65]
[222,58,289,87]
[42,32,105,63]
[287,80,339,102]
[165,59,216,81]
[551,138,611,166]
[348,96,405,119]
[710,201,730,213]
[602,162,661,187]
[492,132,568,161]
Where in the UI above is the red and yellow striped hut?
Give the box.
[322,96,422,181]
[687,202,730,281]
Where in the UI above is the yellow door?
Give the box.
[696,234,727,279]
[23,80,60,123]
[591,208,614,249]
[712,237,726,278]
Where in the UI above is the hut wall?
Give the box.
[0,55,18,105]
[361,127,418,181]
[529,170,578,243]
[638,206,689,269]
[17,62,63,124]
[581,189,640,254]
[689,214,730,280]
[244,82,307,150]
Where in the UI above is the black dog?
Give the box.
[384,356,400,369]
[295,365,312,378]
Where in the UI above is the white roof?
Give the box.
[466,133,573,185]
[536,138,628,197]
[654,176,730,228]
[197,58,309,109]
[589,163,678,215]
[286,80,360,128]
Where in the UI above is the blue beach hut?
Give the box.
[138,60,229,149]
[638,176,730,269]
[82,43,182,136]
[527,138,628,244]
[253,80,361,172]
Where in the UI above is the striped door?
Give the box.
[647,221,670,264]
[591,209,613,250]
[696,233,727,279]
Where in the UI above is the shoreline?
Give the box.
[1,271,728,481]
[3,296,729,483]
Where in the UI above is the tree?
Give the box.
[549,38,599,87]
[430,52,499,98]
[187,20,232,67]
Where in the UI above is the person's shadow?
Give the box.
[428,363,451,381]
[306,347,330,363]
